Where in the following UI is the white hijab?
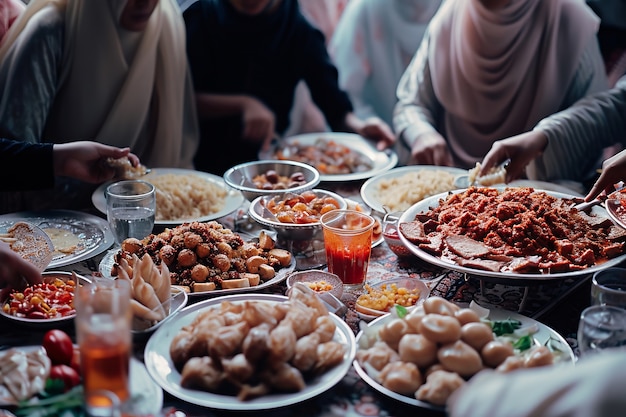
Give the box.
[429,0,600,166]
[0,0,199,168]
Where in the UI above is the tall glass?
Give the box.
[577,305,626,356]
[320,209,375,290]
[591,267,626,309]
[75,279,132,409]
[106,180,156,245]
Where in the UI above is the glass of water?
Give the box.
[106,180,156,245]
[578,305,626,357]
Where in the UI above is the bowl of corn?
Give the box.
[355,277,430,320]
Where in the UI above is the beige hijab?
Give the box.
[429,0,600,166]
[0,0,199,168]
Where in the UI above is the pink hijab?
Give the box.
[429,0,600,166]
[0,0,24,43]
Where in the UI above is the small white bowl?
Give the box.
[286,270,343,300]
[355,277,430,320]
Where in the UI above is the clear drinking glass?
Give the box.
[591,267,626,309]
[75,279,132,409]
[106,180,156,245]
[577,305,626,356]
[320,209,375,290]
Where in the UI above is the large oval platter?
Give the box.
[398,187,626,282]
[144,293,356,411]
[98,249,296,298]
[260,132,398,182]
[353,307,575,412]
[92,168,244,227]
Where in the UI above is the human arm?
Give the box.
[586,149,626,201]
[392,33,452,166]
[0,5,62,142]
[194,92,276,150]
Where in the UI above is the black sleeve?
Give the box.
[299,23,354,131]
[0,139,55,190]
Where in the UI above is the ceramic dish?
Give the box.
[248,189,347,240]
[398,187,626,282]
[0,346,162,414]
[144,293,356,411]
[606,199,626,230]
[98,249,296,298]
[0,221,54,271]
[0,210,115,269]
[0,271,91,327]
[286,270,343,300]
[260,132,398,182]
[355,277,430,322]
[353,305,575,412]
[92,168,244,226]
[223,160,320,201]
[360,165,466,214]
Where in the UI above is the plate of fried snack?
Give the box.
[353,296,574,411]
[144,284,356,410]
[99,221,295,297]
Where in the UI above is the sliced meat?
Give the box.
[399,221,430,244]
[577,211,614,229]
[457,258,505,272]
[418,235,443,255]
[444,235,491,259]
[507,256,541,273]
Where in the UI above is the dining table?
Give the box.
[0,178,602,417]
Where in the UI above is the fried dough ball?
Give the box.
[191,264,209,282]
[196,242,212,258]
[415,370,465,406]
[481,340,514,368]
[379,318,413,350]
[454,308,481,325]
[495,355,525,373]
[379,361,423,396]
[438,340,483,377]
[423,296,459,316]
[121,237,143,254]
[159,244,177,266]
[460,322,494,351]
[177,248,197,267]
[420,314,462,344]
[356,341,400,372]
[184,232,203,249]
[212,253,231,272]
[398,333,438,368]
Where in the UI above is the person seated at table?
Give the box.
[182,0,395,176]
[0,0,24,43]
[393,0,608,173]
[0,139,141,191]
[329,0,442,127]
[447,350,626,417]
[0,0,199,170]
[0,241,42,297]
[0,0,199,213]
[478,74,626,200]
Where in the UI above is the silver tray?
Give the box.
[0,210,114,269]
[260,132,398,182]
[398,187,626,281]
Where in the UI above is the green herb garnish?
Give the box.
[513,334,533,351]
[394,304,409,319]
[491,318,522,336]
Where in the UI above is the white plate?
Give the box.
[260,132,398,182]
[92,168,245,226]
[606,199,626,230]
[144,293,356,411]
[0,346,162,414]
[0,210,115,269]
[360,165,467,214]
[98,249,296,298]
[353,307,575,412]
[398,187,626,281]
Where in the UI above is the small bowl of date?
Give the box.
[223,160,320,201]
[0,271,91,327]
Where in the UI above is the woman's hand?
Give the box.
[409,132,453,166]
[241,97,276,151]
[585,149,626,201]
[479,131,547,182]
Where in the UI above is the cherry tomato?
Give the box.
[49,364,81,392]
[42,329,74,365]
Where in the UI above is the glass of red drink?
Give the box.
[320,209,375,289]
[75,279,132,411]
